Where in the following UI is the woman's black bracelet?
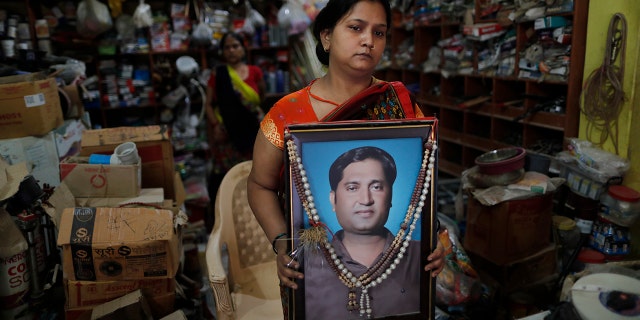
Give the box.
[272,232,288,254]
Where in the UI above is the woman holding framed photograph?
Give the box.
[247,0,446,318]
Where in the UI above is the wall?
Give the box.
[580,1,640,191]
[581,1,640,257]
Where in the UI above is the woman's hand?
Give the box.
[424,238,446,278]
[276,249,304,290]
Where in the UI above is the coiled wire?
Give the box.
[580,13,627,155]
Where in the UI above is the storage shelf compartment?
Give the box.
[419,73,442,99]
[463,146,487,169]
[414,26,440,64]
[402,69,421,89]
[465,113,491,139]
[440,108,464,133]
[382,68,403,82]
[439,140,463,169]
[492,118,523,147]
[464,75,494,98]
[418,101,439,119]
[440,76,465,99]
[523,125,564,154]
[494,79,525,105]
[390,27,414,68]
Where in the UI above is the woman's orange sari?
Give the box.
[260,80,424,150]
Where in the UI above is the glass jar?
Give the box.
[599,185,640,227]
[553,215,582,268]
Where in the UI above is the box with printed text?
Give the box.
[79,125,175,200]
[60,156,141,198]
[0,72,63,139]
[57,207,182,282]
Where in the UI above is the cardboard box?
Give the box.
[79,125,175,200]
[468,244,558,292]
[57,207,182,281]
[0,131,61,187]
[159,310,188,320]
[65,292,175,320]
[90,289,153,320]
[60,84,86,119]
[65,278,176,308]
[464,192,553,265]
[60,156,141,198]
[74,188,165,208]
[0,72,63,139]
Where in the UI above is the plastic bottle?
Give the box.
[599,185,640,227]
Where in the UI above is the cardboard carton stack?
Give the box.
[0,72,87,188]
[57,207,182,320]
[52,125,186,320]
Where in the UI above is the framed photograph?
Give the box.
[284,118,439,320]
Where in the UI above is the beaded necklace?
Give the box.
[284,129,437,319]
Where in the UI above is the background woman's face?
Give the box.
[222,36,245,63]
[330,159,392,235]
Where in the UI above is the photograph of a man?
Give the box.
[303,146,421,319]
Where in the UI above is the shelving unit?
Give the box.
[377,2,589,177]
[1,0,291,129]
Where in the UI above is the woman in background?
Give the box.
[205,32,266,196]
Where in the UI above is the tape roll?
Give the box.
[571,273,640,319]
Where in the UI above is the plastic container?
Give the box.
[599,185,640,227]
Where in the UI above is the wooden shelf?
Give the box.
[378,2,589,176]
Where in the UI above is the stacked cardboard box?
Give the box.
[78,125,176,200]
[0,71,87,188]
[57,206,183,320]
[50,125,185,319]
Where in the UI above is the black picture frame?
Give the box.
[283,118,439,320]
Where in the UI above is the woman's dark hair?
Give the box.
[329,146,397,192]
[312,0,391,66]
[219,32,247,60]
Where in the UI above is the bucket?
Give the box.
[526,151,551,174]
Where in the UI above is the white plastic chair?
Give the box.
[205,160,282,320]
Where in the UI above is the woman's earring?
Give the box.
[324,47,329,52]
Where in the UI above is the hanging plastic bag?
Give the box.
[277,0,310,35]
[77,0,113,38]
[192,20,213,45]
[242,0,266,36]
[191,0,213,45]
[247,7,266,27]
[133,0,154,28]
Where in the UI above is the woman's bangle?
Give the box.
[272,232,288,254]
